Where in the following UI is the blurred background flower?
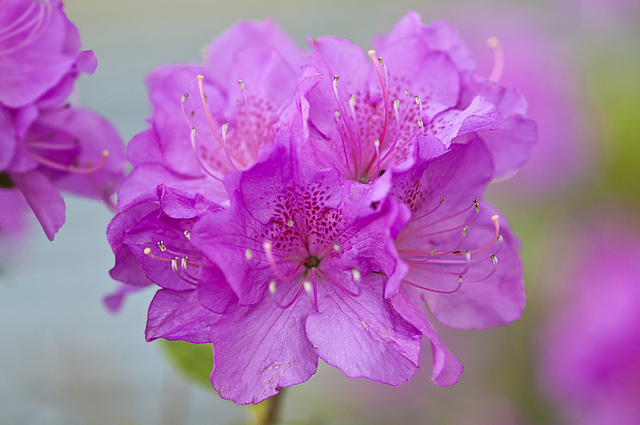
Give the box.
[1,0,638,424]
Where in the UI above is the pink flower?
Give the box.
[540,216,640,425]
[0,0,126,240]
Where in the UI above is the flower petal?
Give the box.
[306,274,421,385]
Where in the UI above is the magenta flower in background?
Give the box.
[541,216,640,425]
[449,3,586,195]
[0,0,126,240]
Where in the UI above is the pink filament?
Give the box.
[28,150,109,174]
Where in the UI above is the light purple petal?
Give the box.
[0,106,16,170]
[146,289,221,343]
[209,295,318,404]
[10,169,65,240]
[306,273,421,385]
[107,201,157,288]
[429,96,503,148]
[196,262,237,314]
[116,163,226,210]
[0,0,76,108]
[389,286,463,386]
[37,107,126,199]
[422,205,525,329]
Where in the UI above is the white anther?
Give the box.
[303,280,313,294]
[269,280,277,294]
[245,248,252,260]
[351,268,362,283]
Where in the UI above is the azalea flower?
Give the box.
[119,18,311,210]
[107,18,312,308]
[540,217,640,425]
[107,13,531,405]
[382,135,525,385]
[303,12,535,184]
[188,131,421,403]
[301,12,530,385]
[0,0,126,240]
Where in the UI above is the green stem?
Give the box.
[253,388,286,425]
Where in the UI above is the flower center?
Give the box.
[303,256,321,269]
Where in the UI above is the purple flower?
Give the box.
[0,0,126,240]
[106,15,530,404]
[120,19,313,210]
[383,136,525,385]
[302,12,534,184]
[540,217,640,425]
[108,18,314,308]
[187,131,421,403]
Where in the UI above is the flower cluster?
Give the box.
[108,13,534,404]
[0,0,125,240]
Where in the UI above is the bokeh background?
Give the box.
[1,0,639,424]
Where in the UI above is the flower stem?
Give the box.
[252,388,286,425]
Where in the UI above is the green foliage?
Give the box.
[159,339,214,390]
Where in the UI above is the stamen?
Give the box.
[269,280,277,294]
[158,241,167,252]
[311,267,319,310]
[184,230,191,240]
[487,37,504,83]
[263,241,311,282]
[189,127,223,182]
[303,280,313,294]
[245,248,252,260]
[403,275,464,294]
[181,255,200,281]
[368,50,390,156]
[144,247,171,262]
[196,75,240,170]
[28,150,109,174]
[315,268,360,297]
[170,257,198,286]
[397,200,479,244]
[351,268,362,283]
[331,75,357,178]
[410,197,445,222]
[459,254,499,283]
[467,214,501,254]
